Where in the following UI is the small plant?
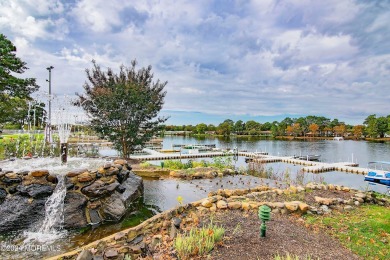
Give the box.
[140,161,151,168]
[177,195,184,205]
[174,222,225,259]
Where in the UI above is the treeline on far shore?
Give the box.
[162,114,390,140]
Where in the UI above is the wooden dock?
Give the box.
[132,150,367,175]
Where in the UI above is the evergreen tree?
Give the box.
[75,60,168,158]
[0,34,39,124]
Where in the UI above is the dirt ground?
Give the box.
[207,210,361,260]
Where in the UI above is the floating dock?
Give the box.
[132,150,367,175]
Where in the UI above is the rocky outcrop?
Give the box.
[0,159,143,233]
[0,195,46,233]
[63,192,88,229]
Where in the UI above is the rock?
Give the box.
[76,250,93,260]
[285,202,299,212]
[315,196,334,205]
[319,205,331,214]
[344,205,354,211]
[104,248,118,258]
[105,167,119,176]
[354,200,360,206]
[117,170,129,184]
[24,184,54,198]
[67,169,88,177]
[114,159,127,166]
[222,168,235,175]
[103,163,112,169]
[46,174,58,184]
[0,188,7,200]
[342,186,350,192]
[170,224,178,239]
[327,184,335,190]
[228,201,242,209]
[30,170,49,177]
[114,232,126,241]
[2,172,22,184]
[242,202,250,211]
[63,192,88,229]
[201,199,213,208]
[210,203,217,212]
[273,202,285,209]
[298,202,309,213]
[172,217,182,229]
[354,192,366,199]
[77,172,95,182]
[216,200,228,209]
[89,209,102,224]
[101,192,126,221]
[0,195,46,232]
[82,180,119,198]
[355,198,364,203]
[119,172,143,207]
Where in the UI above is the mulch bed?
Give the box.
[207,210,361,260]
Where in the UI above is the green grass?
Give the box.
[174,222,225,259]
[304,204,390,259]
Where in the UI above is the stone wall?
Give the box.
[0,159,143,233]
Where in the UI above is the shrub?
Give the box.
[174,222,224,259]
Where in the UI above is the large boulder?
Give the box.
[24,184,54,198]
[101,192,126,221]
[119,172,143,207]
[0,195,46,233]
[63,192,88,229]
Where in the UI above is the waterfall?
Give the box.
[24,174,67,243]
[39,174,67,233]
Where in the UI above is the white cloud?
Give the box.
[1,0,389,124]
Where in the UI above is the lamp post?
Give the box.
[46,66,54,143]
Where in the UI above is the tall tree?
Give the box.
[0,34,39,124]
[75,60,168,158]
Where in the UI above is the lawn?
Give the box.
[304,204,390,259]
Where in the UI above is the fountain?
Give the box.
[55,110,72,164]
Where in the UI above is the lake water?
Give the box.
[158,136,390,194]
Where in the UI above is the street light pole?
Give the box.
[46,66,54,143]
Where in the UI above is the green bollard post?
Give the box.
[258,205,271,237]
[161,161,164,169]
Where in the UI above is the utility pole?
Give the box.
[46,66,54,143]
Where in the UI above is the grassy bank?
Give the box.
[304,204,390,259]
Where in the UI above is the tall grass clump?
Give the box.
[174,222,225,259]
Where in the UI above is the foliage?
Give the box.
[139,161,151,168]
[174,222,224,259]
[0,34,39,125]
[212,156,233,170]
[164,114,390,139]
[177,195,184,205]
[304,205,390,260]
[75,60,168,158]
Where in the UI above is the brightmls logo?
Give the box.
[0,242,61,252]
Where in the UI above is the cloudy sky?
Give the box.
[1,0,389,125]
